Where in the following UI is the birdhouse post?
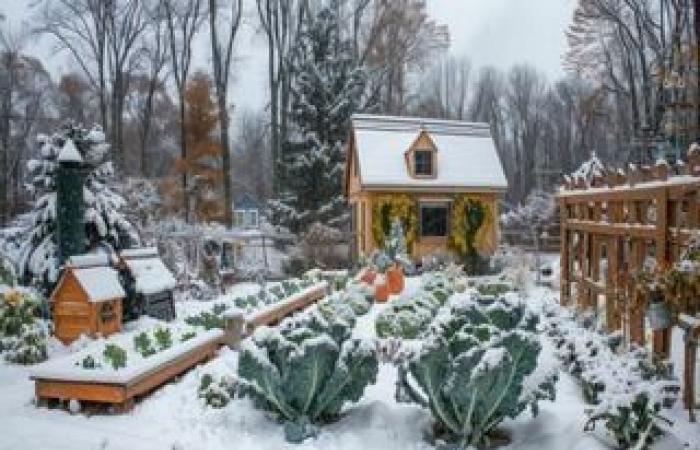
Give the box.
[56,140,85,264]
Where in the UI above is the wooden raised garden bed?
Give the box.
[244,281,328,333]
[31,330,223,412]
[30,281,329,413]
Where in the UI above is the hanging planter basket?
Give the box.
[646,290,671,330]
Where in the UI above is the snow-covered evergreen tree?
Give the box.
[18,124,139,287]
[269,1,370,233]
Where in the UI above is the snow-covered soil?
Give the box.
[1,282,699,450]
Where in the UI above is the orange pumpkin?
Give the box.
[374,281,389,303]
[386,265,404,294]
[359,269,376,285]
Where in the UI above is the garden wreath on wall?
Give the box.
[371,195,418,251]
[448,195,496,258]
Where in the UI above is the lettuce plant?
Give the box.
[238,311,378,443]
[397,294,555,448]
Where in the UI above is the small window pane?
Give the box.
[421,205,448,237]
[415,150,432,175]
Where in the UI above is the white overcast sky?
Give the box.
[1,0,576,113]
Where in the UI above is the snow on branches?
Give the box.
[18,124,139,288]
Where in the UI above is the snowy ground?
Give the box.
[1,281,699,450]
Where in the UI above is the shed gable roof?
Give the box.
[349,114,508,192]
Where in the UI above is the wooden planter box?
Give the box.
[31,330,223,412]
[245,282,328,333]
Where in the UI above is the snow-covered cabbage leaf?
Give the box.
[238,313,377,443]
[398,293,553,448]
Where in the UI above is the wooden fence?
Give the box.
[558,151,700,414]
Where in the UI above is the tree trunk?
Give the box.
[695,0,700,139]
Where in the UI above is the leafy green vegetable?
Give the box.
[198,373,237,408]
[584,392,671,450]
[78,354,99,369]
[134,332,156,357]
[180,331,197,342]
[154,327,172,350]
[375,276,453,339]
[476,283,513,297]
[238,311,378,443]
[398,294,554,448]
[103,343,127,370]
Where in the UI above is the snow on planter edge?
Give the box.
[30,329,223,384]
[246,281,329,325]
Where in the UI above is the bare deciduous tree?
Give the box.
[209,0,243,228]
[162,0,204,221]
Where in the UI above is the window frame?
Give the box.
[414,150,434,177]
[420,202,450,238]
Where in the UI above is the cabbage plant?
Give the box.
[238,310,378,443]
[397,294,556,448]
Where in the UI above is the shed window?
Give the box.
[414,150,433,176]
[421,203,448,237]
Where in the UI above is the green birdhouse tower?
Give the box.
[56,138,85,264]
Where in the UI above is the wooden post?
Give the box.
[654,188,670,357]
[560,200,571,305]
[222,311,246,349]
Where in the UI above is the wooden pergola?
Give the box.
[559,150,700,415]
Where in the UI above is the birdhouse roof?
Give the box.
[120,248,177,295]
[57,139,83,163]
[52,265,125,303]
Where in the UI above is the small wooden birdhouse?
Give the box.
[50,254,125,344]
[119,248,177,322]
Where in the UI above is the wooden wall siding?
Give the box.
[559,163,700,358]
[349,191,499,262]
[52,269,123,344]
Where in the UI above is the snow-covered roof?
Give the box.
[350,114,508,191]
[71,266,126,302]
[68,253,112,268]
[57,139,82,163]
[121,249,177,295]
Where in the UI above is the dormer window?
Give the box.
[414,150,433,176]
[406,130,438,178]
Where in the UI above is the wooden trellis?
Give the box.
[559,150,700,415]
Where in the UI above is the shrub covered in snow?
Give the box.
[0,290,48,364]
[544,304,679,449]
[237,307,378,443]
[397,293,555,448]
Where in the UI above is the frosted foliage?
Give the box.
[270,1,369,232]
[18,125,139,286]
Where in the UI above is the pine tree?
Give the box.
[269,2,369,233]
[18,124,139,288]
[165,72,224,223]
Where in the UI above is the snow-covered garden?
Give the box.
[1,251,699,450]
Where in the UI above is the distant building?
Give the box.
[233,192,261,229]
[344,114,508,262]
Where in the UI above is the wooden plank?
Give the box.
[36,380,126,404]
[565,220,657,238]
[126,340,218,399]
[247,285,327,329]
[34,337,222,409]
